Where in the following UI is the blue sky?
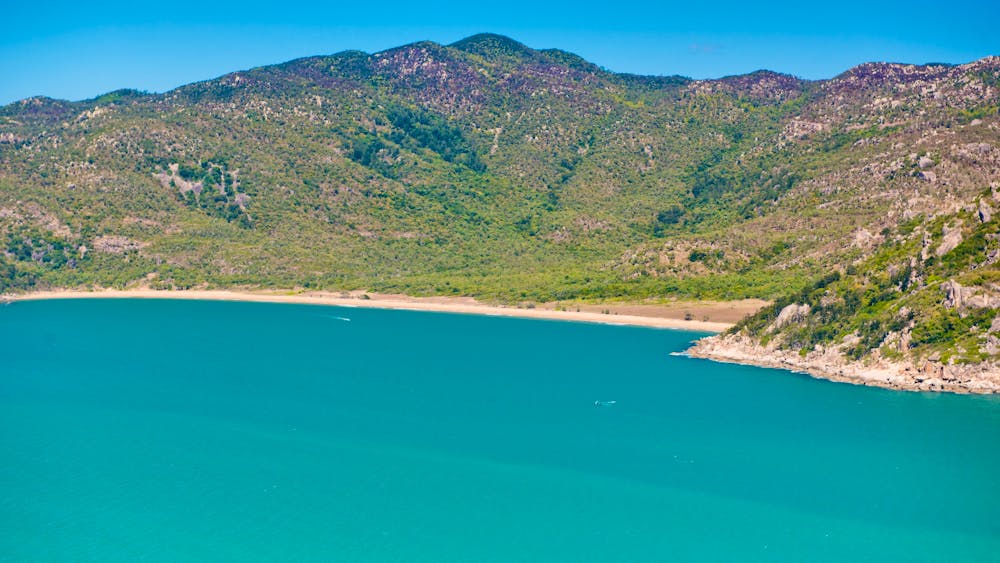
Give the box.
[2,0,997,105]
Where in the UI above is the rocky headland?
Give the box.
[688,332,1000,394]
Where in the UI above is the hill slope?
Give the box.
[1,35,998,388]
[690,199,1000,392]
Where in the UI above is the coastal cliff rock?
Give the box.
[690,195,1000,395]
[688,333,1000,394]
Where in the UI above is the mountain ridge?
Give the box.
[7,35,998,110]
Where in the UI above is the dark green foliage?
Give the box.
[688,249,724,263]
[0,256,35,292]
[652,205,685,236]
[385,104,484,171]
[348,132,399,177]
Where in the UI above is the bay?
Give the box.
[2,299,998,561]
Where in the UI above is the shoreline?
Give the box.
[10,288,996,394]
[687,334,1000,395]
[5,288,741,332]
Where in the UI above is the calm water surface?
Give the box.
[2,299,998,561]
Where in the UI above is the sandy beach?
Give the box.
[5,288,763,332]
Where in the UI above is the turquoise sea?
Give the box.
[1,299,999,561]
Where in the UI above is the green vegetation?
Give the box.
[0,34,997,364]
[733,210,1000,364]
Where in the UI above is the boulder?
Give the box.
[768,303,811,332]
[936,224,964,256]
[979,199,993,223]
[943,280,1000,309]
[942,280,965,308]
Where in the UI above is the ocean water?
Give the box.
[1,299,999,561]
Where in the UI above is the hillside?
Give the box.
[1,34,998,386]
[689,199,1000,392]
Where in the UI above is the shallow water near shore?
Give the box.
[2,298,999,561]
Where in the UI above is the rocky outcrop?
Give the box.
[93,235,145,254]
[936,223,964,256]
[942,280,1000,309]
[688,333,1000,394]
[154,163,203,195]
[769,303,811,332]
[942,279,967,308]
[987,317,1000,355]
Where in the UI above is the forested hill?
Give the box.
[1,34,998,367]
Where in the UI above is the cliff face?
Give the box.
[0,36,997,369]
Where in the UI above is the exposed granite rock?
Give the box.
[942,280,1000,309]
[154,163,203,195]
[936,223,964,256]
[688,333,1000,394]
[943,279,966,308]
[93,235,146,254]
[988,317,1000,355]
[852,228,881,248]
[769,303,811,332]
